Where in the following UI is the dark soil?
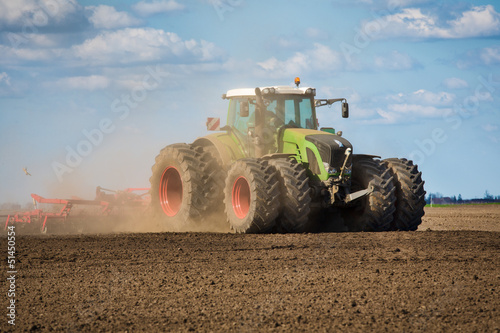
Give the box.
[3,224,499,332]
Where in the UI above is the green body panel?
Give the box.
[196,127,336,181]
[192,132,246,166]
[281,128,336,181]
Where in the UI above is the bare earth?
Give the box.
[2,205,499,332]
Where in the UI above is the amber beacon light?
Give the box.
[294,77,300,87]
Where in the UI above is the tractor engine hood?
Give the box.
[305,133,353,171]
[281,129,353,179]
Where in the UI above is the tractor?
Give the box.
[149,78,426,233]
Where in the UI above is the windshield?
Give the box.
[268,95,315,129]
[227,95,316,138]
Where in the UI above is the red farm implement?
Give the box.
[3,187,150,233]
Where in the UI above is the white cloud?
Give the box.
[88,5,141,29]
[275,37,299,49]
[257,43,343,78]
[0,72,11,86]
[258,47,419,77]
[457,45,500,68]
[443,77,468,89]
[23,33,62,47]
[0,44,62,62]
[388,89,455,106]
[133,0,184,16]
[411,89,455,106]
[55,75,110,90]
[305,28,328,40]
[257,53,309,76]
[370,8,450,38]
[363,5,500,39]
[482,124,498,132]
[376,103,451,124]
[487,135,499,144]
[448,5,500,38]
[0,0,38,25]
[364,89,456,123]
[339,0,431,9]
[309,43,343,70]
[386,0,430,7]
[388,103,447,116]
[0,0,82,28]
[72,28,224,65]
[480,46,500,65]
[319,86,361,103]
[373,50,419,70]
[0,27,226,69]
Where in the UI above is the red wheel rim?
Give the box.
[159,166,182,216]
[232,176,250,219]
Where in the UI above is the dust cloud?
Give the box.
[5,204,233,236]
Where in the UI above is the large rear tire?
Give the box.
[149,144,216,227]
[224,159,280,233]
[268,158,312,232]
[382,158,426,231]
[342,156,396,231]
[196,144,226,214]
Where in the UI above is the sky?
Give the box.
[0,0,499,204]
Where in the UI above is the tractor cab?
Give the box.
[223,86,318,156]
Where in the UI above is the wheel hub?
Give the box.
[159,166,183,216]
[232,176,250,219]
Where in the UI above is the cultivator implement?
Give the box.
[3,187,150,233]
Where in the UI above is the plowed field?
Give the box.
[2,205,499,332]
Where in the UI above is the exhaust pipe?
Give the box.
[254,87,265,158]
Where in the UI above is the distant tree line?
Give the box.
[426,191,500,205]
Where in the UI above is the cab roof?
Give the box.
[225,86,315,98]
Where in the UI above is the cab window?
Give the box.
[228,98,256,137]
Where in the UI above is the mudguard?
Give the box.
[192,132,246,166]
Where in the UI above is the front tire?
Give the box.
[382,158,426,231]
[342,156,396,231]
[268,158,312,232]
[224,159,280,233]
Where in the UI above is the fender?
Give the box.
[192,132,246,166]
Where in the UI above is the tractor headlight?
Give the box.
[323,162,337,175]
[262,88,275,94]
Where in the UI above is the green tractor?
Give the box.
[150,78,426,233]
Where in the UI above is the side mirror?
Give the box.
[240,101,249,117]
[342,102,349,118]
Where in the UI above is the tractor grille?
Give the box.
[305,134,353,171]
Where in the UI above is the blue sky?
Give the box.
[0,0,499,204]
